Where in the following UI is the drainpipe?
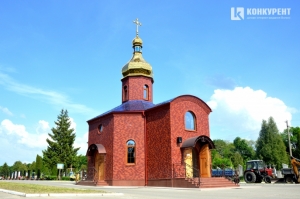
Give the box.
[142,111,148,186]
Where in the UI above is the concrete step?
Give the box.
[76,180,96,186]
[200,177,239,188]
[96,180,109,186]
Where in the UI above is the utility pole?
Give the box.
[286,120,292,157]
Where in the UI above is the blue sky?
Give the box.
[0,1,299,165]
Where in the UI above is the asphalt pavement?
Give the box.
[0,180,300,199]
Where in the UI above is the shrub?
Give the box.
[45,175,57,180]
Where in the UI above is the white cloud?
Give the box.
[69,117,77,132]
[0,119,49,148]
[0,119,51,165]
[0,106,13,116]
[74,132,88,156]
[207,87,292,140]
[36,120,51,134]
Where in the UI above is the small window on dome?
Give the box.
[143,85,149,100]
[123,86,128,101]
[134,46,141,52]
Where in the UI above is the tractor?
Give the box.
[244,160,273,183]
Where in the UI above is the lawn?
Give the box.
[0,181,107,194]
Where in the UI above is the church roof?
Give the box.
[88,100,156,121]
[88,95,212,122]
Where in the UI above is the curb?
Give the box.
[0,189,123,197]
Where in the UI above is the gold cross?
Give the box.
[133,18,142,36]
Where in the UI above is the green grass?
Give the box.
[0,182,107,194]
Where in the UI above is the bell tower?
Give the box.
[121,19,154,103]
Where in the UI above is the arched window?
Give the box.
[185,111,196,130]
[97,124,103,134]
[123,85,128,101]
[143,85,149,100]
[126,140,135,164]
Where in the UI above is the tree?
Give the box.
[281,126,300,159]
[213,139,235,158]
[233,137,256,162]
[212,152,233,168]
[43,109,80,177]
[231,152,244,168]
[36,155,43,179]
[73,155,87,172]
[1,163,10,178]
[256,117,289,169]
[212,139,235,168]
[11,161,27,178]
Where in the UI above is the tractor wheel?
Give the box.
[264,176,271,183]
[244,171,256,183]
[285,175,294,184]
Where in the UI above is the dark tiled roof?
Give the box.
[89,100,155,121]
[88,98,176,122]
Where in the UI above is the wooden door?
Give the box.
[199,144,211,177]
[98,155,105,180]
[95,154,105,181]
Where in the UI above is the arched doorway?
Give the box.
[87,144,106,182]
[181,136,215,178]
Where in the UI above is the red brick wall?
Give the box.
[112,113,145,181]
[121,76,153,103]
[169,95,211,165]
[87,114,114,180]
[146,105,172,179]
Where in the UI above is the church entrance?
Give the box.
[87,144,106,182]
[181,136,215,178]
[199,144,210,177]
[95,153,105,181]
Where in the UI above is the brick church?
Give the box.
[85,19,224,188]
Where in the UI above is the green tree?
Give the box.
[42,109,80,177]
[1,163,10,178]
[256,117,289,169]
[12,161,27,178]
[212,139,235,168]
[231,152,244,168]
[233,137,256,162]
[213,139,235,158]
[36,155,43,179]
[281,126,300,159]
[212,152,233,168]
[73,155,87,172]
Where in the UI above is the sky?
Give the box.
[0,0,299,166]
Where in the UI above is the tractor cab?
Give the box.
[246,160,264,170]
[244,160,273,183]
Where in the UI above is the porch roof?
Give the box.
[181,135,215,149]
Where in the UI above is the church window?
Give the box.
[143,85,149,100]
[124,86,128,101]
[98,124,103,134]
[126,140,135,164]
[185,111,196,130]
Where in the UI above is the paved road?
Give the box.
[1,180,300,199]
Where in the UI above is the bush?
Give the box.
[45,175,57,180]
[61,177,71,181]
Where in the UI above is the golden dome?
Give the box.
[122,36,153,79]
[132,36,143,46]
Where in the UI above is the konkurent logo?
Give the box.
[231,7,291,20]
